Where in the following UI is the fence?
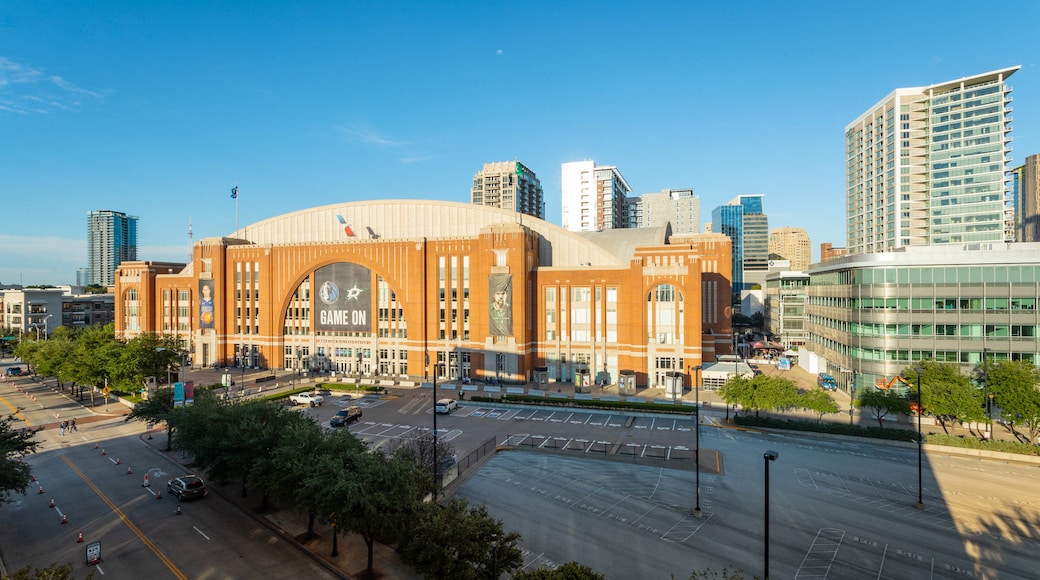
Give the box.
[455,436,497,477]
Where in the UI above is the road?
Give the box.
[0,372,341,579]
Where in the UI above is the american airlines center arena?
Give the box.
[115,200,734,389]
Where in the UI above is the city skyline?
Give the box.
[2,2,1038,285]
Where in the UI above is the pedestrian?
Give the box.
[71,418,77,432]
[59,421,67,436]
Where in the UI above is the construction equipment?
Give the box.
[876,376,915,390]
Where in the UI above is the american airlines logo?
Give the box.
[335,215,356,237]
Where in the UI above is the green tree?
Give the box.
[401,498,523,580]
[2,561,95,579]
[987,359,1040,443]
[511,561,605,579]
[799,389,840,422]
[856,389,911,428]
[902,361,984,433]
[719,375,799,417]
[125,387,178,450]
[64,324,121,404]
[0,414,40,503]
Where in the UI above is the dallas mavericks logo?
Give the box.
[319,280,340,305]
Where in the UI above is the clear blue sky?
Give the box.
[2,1,1038,285]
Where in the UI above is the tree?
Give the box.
[799,389,840,422]
[319,450,428,578]
[0,414,40,503]
[511,561,605,580]
[2,561,95,579]
[902,361,984,434]
[856,389,911,428]
[400,498,522,580]
[719,375,799,417]
[987,359,1040,443]
[125,387,178,450]
[387,431,456,483]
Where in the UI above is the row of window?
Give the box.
[811,296,1038,311]
[849,322,1037,338]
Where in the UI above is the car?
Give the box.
[434,399,458,414]
[329,406,363,427]
[167,475,207,500]
[289,392,324,407]
[5,367,24,377]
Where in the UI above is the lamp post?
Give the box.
[691,364,703,517]
[43,314,53,339]
[427,352,439,497]
[913,366,925,510]
[490,533,498,579]
[763,450,779,579]
[980,349,992,439]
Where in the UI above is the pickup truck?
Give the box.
[289,392,324,407]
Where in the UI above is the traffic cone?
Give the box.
[115,457,120,465]
[175,505,182,516]
[49,498,55,507]
[61,514,67,525]
[126,466,132,475]
[38,485,44,494]
[77,531,83,543]
[94,443,98,449]
[31,474,36,482]
[156,490,162,499]
[100,448,106,456]
[142,474,150,487]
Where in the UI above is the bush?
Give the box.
[734,415,918,442]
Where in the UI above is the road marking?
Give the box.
[61,455,188,580]
[193,526,210,540]
[795,528,845,579]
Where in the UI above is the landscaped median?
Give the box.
[471,393,699,415]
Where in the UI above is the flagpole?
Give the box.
[234,183,239,234]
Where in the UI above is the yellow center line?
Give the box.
[61,455,188,580]
[0,394,31,424]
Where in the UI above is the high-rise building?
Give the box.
[1013,154,1040,242]
[561,161,631,232]
[846,67,1019,255]
[768,227,811,271]
[711,194,768,294]
[629,188,700,234]
[87,210,138,287]
[471,161,545,219]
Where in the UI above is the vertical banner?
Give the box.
[489,274,513,336]
[315,263,373,332]
[199,280,215,329]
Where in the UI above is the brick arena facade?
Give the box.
[115,200,733,388]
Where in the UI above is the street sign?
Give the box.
[102,387,111,396]
[85,541,101,565]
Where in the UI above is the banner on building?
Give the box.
[314,262,373,332]
[489,274,512,336]
[199,280,215,329]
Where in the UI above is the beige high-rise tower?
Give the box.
[768,227,811,271]
[471,161,544,219]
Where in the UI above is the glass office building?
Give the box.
[804,242,1040,395]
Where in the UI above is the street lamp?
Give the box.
[691,364,703,517]
[43,314,53,339]
[913,366,925,510]
[979,349,992,439]
[427,352,439,497]
[763,450,779,580]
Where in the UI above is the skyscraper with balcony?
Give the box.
[846,67,1019,255]
[87,210,138,287]
[470,161,545,219]
[561,160,632,232]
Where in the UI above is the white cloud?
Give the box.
[0,56,105,115]
[336,123,409,147]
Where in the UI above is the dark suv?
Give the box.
[167,475,207,500]
[330,406,363,427]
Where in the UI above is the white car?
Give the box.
[289,392,324,407]
[435,399,458,414]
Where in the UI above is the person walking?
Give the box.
[70,418,77,432]
[59,420,67,436]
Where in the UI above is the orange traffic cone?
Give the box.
[156,490,162,499]
[31,474,36,482]
[101,448,106,456]
[94,443,99,449]
[38,484,44,494]
[49,497,55,507]
[77,531,83,543]
[142,474,150,487]
[175,505,182,516]
[61,514,68,525]
[126,466,132,475]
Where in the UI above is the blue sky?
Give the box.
[2,1,1038,285]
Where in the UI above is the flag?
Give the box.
[231,186,238,199]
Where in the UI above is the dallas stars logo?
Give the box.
[345,284,365,301]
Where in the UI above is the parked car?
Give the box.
[5,367,24,377]
[289,392,324,407]
[167,475,207,500]
[435,399,458,414]
[330,406,363,427]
